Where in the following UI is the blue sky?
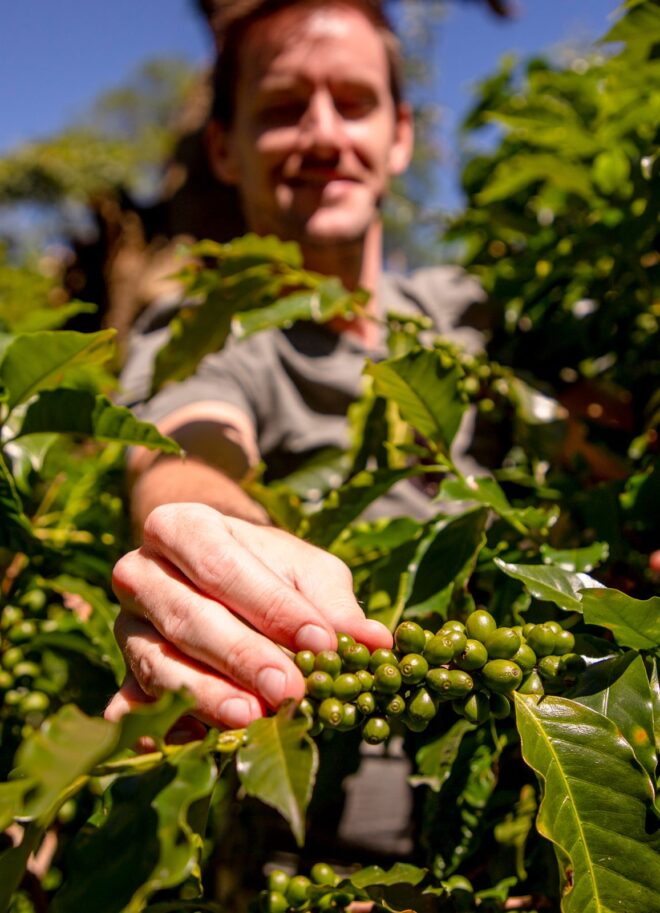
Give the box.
[2,0,620,205]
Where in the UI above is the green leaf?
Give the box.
[14,705,117,824]
[0,328,116,410]
[0,780,34,830]
[0,453,34,550]
[113,691,196,758]
[304,467,415,550]
[365,348,466,454]
[16,389,180,452]
[12,300,97,333]
[572,654,657,788]
[236,702,318,847]
[348,862,427,889]
[540,542,609,573]
[439,475,554,533]
[476,153,593,205]
[39,574,124,682]
[233,278,363,339]
[405,509,488,616]
[409,719,474,792]
[51,740,217,913]
[495,558,603,613]
[580,588,660,651]
[515,694,660,913]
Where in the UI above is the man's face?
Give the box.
[209,2,413,249]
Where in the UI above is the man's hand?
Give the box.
[105,503,392,729]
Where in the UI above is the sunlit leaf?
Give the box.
[405,509,487,616]
[440,475,555,532]
[304,467,415,549]
[495,558,603,612]
[16,389,180,452]
[51,740,217,913]
[365,348,466,455]
[540,541,609,573]
[515,694,660,913]
[580,588,660,651]
[0,329,116,410]
[571,653,657,788]
[236,702,318,847]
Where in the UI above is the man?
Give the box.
[107,0,487,738]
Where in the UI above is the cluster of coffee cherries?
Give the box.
[254,863,350,913]
[255,864,477,913]
[296,613,584,742]
[0,591,54,725]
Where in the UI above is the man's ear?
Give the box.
[388,102,414,177]
[205,119,241,185]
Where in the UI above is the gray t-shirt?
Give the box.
[121,266,489,519]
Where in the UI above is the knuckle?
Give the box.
[225,633,258,683]
[132,647,161,698]
[111,550,142,598]
[159,593,201,646]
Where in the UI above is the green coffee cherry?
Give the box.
[338,703,359,731]
[511,643,537,673]
[553,629,576,655]
[362,716,390,744]
[318,697,345,728]
[356,692,376,716]
[394,621,426,654]
[295,650,316,677]
[457,691,490,724]
[373,663,402,694]
[333,673,361,702]
[261,890,288,913]
[1,606,23,629]
[442,620,466,634]
[442,629,467,656]
[382,694,406,717]
[19,692,50,714]
[369,648,398,673]
[465,609,497,642]
[341,643,370,672]
[545,621,562,636]
[286,875,312,908]
[426,668,474,699]
[407,687,437,723]
[454,639,488,671]
[336,632,355,651]
[518,670,544,695]
[481,659,523,693]
[0,670,13,690]
[526,624,557,657]
[356,669,373,691]
[314,650,342,678]
[489,692,512,719]
[306,670,334,701]
[2,647,24,670]
[399,653,429,684]
[310,863,337,886]
[538,655,562,681]
[558,653,587,675]
[267,870,291,894]
[484,627,521,660]
[423,634,455,666]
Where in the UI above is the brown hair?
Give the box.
[208,0,405,125]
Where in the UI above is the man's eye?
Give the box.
[334,95,375,118]
[260,101,306,124]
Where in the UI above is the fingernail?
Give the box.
[219,697,254,728]
[297,624,334,653]
[257,667,287,707]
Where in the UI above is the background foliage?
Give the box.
[1,1,659,912]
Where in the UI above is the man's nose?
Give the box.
[300,90,345,155]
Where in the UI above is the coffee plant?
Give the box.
[1,3,659,912]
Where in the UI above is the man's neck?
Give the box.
[301,220,383,349]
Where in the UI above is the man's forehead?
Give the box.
[237,2,389,86]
